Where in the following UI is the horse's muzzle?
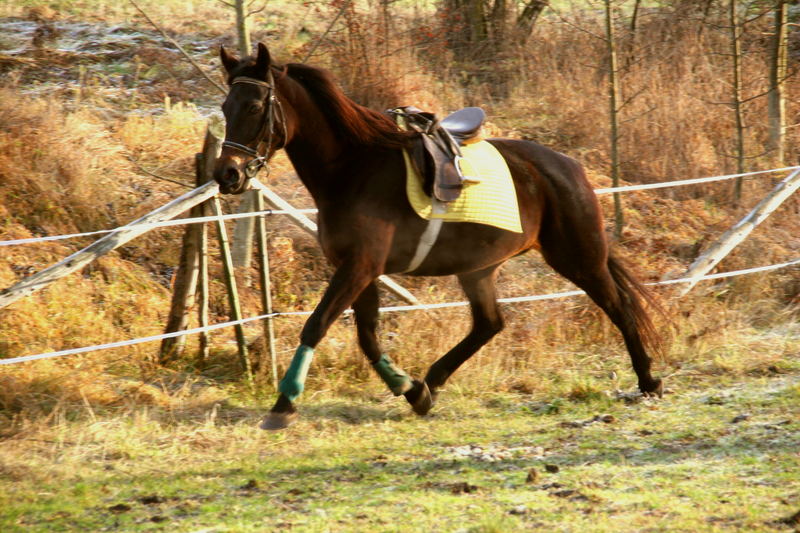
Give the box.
[213,158,248,195]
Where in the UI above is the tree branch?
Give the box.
[129,0,227,95]
[127,156,193,188]
[301,0,353,63]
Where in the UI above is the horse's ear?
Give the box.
[255,42,271,78]
[219,45,239,74]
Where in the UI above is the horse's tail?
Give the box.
[607,253,664,357]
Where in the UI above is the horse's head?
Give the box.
[214,42,287,194]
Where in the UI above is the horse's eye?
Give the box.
[248,103,262,114]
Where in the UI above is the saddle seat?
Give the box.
[391,106,487,202]
[440,107,486,143]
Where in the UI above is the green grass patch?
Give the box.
[2,372,798,532]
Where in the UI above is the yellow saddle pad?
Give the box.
[404,139,522,233]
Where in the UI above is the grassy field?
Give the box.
[2,353,799,532]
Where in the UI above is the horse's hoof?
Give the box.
[641,378,664,399]
[259,411,297,430]
[405,380,434,416]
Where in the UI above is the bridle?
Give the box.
[222,71,287,178]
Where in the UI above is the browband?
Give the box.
[231,76,272,88]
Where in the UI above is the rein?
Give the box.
[222,72,287,178]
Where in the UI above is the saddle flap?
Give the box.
[409,136,463,203]
[422,135,463,203]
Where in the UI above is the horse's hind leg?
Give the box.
[352,282,432,413]
[539,242,662,396]
[420,265,505,414]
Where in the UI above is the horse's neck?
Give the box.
[284,137,348,201]
[281,93,351,201]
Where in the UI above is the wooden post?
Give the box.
[197,125,222,361]
[231,190,257,284]
[212,196,253,383]
[159,129,221,362]
[0,182,219,309]
[255,191,278,388]
[158,205,202,362]
[197,207,210,362]
[678,167,800,295]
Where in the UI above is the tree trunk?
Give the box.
[490,0,507,51]
[604,0,623,239]
[235,0,251,57]
[516,0,548,41]
[231,0,255,279]
[443,0,487,48]
[768,0,788,167]
[729,0,745,203]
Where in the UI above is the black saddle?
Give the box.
[441,107,486,143]
[390,106,486,202]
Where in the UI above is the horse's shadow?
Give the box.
[161,396,411,428]
[298,400,411,425]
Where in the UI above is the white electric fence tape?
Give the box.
[0,209,319,247]
[592,165,800,195]
[1,166,797,248]
[2,257,798,366]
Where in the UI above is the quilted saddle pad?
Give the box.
[404,139,522,233]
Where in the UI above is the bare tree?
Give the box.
[728,0,746,202]
[441,0,550,50]
[767,0,788,166]
[217,0,265,56]
[604,0,624,238]
[235,0,252,56]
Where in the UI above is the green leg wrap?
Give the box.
[278,345,315,402]
[372,354,413,396]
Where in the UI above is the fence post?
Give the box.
[232,190,257,285]
[254,191,279,388]
[197,208,210,362]
[212,196,253,384]
[159,128,221,362]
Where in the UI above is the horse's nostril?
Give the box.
[225,167,239,185]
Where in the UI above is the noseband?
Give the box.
[222,72,287,178]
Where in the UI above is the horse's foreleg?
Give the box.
[260,260,377,430]
[352,283,432,413]
[420,265,504,414]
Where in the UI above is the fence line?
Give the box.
[2,257,798,366]
[0,209,319,247]
[1,165,798,248]
[592,165,800,195]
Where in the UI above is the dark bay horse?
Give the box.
[213,43,663,430]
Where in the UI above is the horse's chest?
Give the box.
[316,216,354,264]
